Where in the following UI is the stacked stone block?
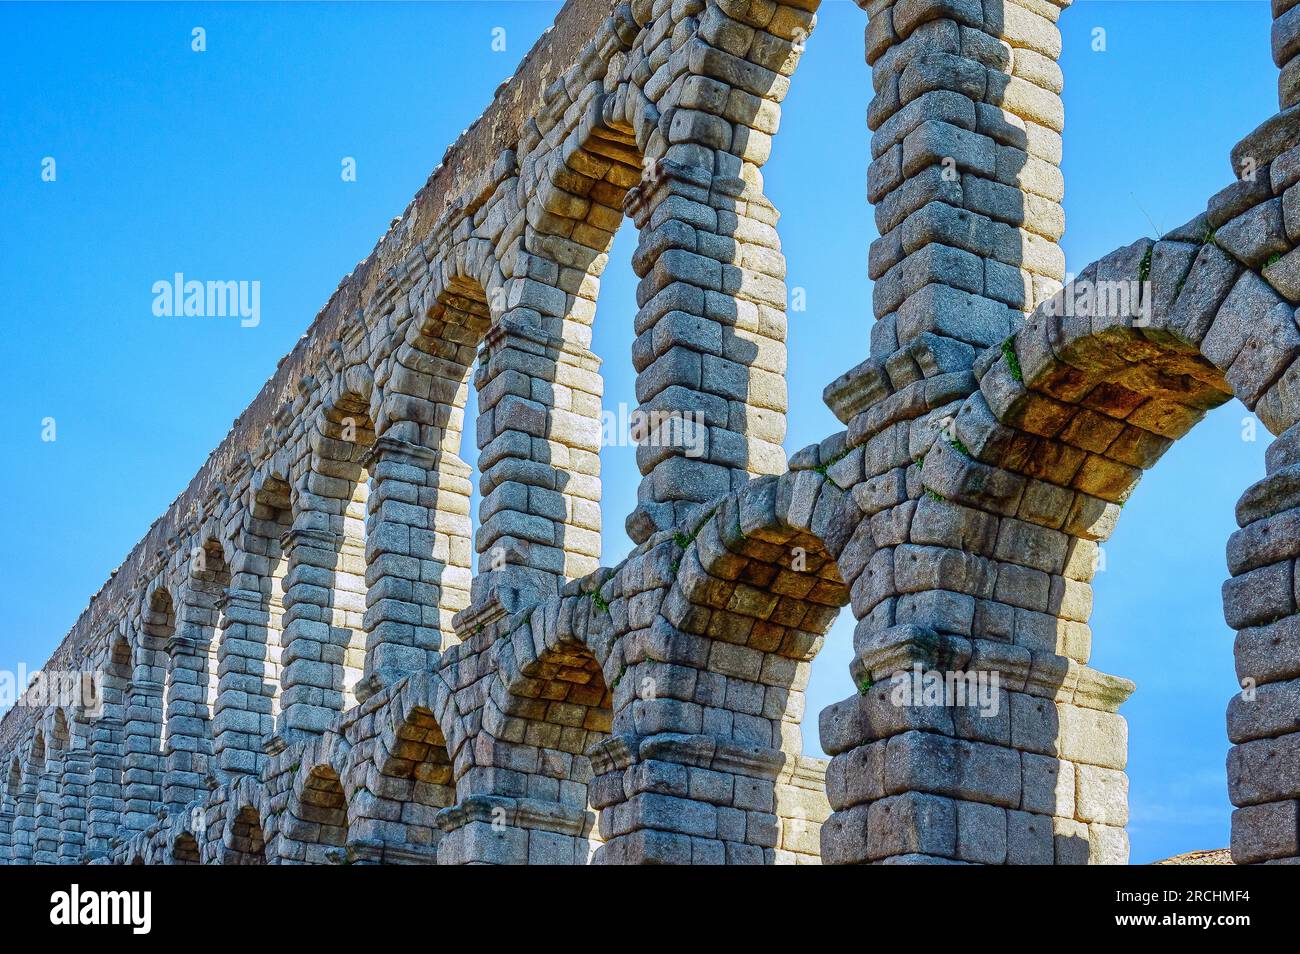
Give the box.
[10,759,36,864]
[85,647,127,857]
[33,736,60,865]
[212,506,287,779]
[363,437,472,689]
[123,602,168,834]
[864,0,1068,364]
[162,552,227,812]
[0,770,13,863]
[369,280,482,691]
[56,717,90,863]
[278,411,373,738]
[620,0,813,542]
[474,319,604,606]
[1277,0,1300,111]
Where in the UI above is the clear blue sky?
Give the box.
[0,1,1277,862]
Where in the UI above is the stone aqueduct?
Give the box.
[3,0,1300,865]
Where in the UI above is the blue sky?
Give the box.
[0,1,1278,862]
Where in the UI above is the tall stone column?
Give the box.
[589,733,790,865]
[278,519,344,741]
[1215,4,1300,865]
[58,731,91,863]
[212,584,277,778]
[10,788,35,865]
[817,0,1138,865]
[162,630,213,813]
[0,805,12,864]
[473,315,603,609]
[121,676,165,834]
[34,756,61,865]
[862,0,1067,360]
[361,436,472,695]
[625,160,790,543]
[1276,0,1300,110]
[1226,446,1300,862]
[85,713,124,857]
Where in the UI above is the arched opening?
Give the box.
[618,473,848,864]
[365,279,483,680]
[351,700,456,864]
[864,231,1298,865]
[170,831,200,865]
[455,596,613,865]
[226,805,266,865]
[471,107,644,604]
[190,538,231,720]
[312,392,375,710]
[285,764,348,864]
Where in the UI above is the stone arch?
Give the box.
[468,83,645,610]
[441,592,613,864]
[283,761,348,865]
[591,0,815,544]
[214,469,291,777]
[921,231,1297,865]
[814,198,1300,865]
[592,468,849,864]
[169,830,200,865]
[222,805,267,865]
[342,672,462,863]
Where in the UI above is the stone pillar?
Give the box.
[213,584,277,778]
[85,714,124,857]
[435,794,597,866]
[588,734,788,865]
[162,630,213,813]
[361,436,472,695]
[34,756,61,865]
[121,677,165,834]
[1225,445,1300,863]
[278,521,345,741]
[862,0,1067,363]
[58,732,91,863]
[10,789,35,865]
[625,160,790,543]
[473,316,603,609]
[1276,0,1300,110]
[817,0,1120,864]
[0,805,12,864]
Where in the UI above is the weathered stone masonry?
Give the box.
[2,0,1299,864]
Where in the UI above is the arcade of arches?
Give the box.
[3,0,1299,864]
